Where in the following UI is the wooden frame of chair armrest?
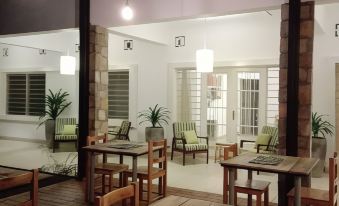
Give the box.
[240,140,255,148]
[256,144,270,153]
[197,136,209,145]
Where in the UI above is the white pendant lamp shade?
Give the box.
[196,49,214,73]
[60,55,76,75]
[121,4,134,20]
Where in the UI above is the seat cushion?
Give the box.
[183,130,199,144]
[55,134,77,141]
[255,133,271,149]
[176,143,208,151]
[62,125,76,135]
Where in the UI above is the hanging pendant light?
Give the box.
[196,18,214,73]
[121,0,134,21]
[60,50,76,75]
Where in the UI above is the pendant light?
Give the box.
[196,18,214,73]
[121,0,134,21]
[60,50,76,75]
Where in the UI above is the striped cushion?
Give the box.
[55,134,77,141]
[176,144,208,151]
[173,122,196,138]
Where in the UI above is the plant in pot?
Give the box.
[311,112,334,177]
[39,89,72,148]
[138,104,170,141]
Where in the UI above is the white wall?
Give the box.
[0,30,79,140]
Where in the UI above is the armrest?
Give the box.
[197,136,209,145]
[173,137,186,144]
[240,140,255,148]
[256,144,269,153]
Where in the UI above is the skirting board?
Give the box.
[0,136,45,144]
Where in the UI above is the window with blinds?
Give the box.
[7,73,46,116]
[108,71,129,119]
[266,67,279,126]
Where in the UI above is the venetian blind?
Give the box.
[108,71,129,119]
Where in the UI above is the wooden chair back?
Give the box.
[222,143,238,204]
[0,169,39,206]
[148,139,167,175]
[95,182,139,206]
[117,121,131,140]
[329,152,338,206]
[173,122,197,138]
[87,134,108,146]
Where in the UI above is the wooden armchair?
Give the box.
[287,152,338,206]
[171,122,209,166]
[95,182,139,206]
[240,126,278,154]
[54,117,78,152]
[108,121,131,141]
[0,169,39,206]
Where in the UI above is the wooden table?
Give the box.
[83,141,152,203]
[220,153,318,206]
[149,195,230,206]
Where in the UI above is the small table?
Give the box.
[220,153,318,206]
[149,195,230,206]
[214,142,237,162]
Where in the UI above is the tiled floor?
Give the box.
[0,139,330,204]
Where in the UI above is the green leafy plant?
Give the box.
[138,104,170,127]
[312,112,334,138]
[40,152,78,176]
[39,89,72,126]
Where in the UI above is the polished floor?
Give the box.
[0,139,330,204]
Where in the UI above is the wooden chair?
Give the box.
[222,144,270,206]
[109,121,131,141]
[87,134,129,195]
[123,139,167,204]
[0,169,39,206]
[287,152,338,206]
[54,117,78,152]
[240,126,278,154]
[171,122,209,166]
[95,182,139,206]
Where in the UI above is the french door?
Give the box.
[176,67,267,142]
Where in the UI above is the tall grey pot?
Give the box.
[145,127,164,141]
[45,120,55,149]
[311,137,327,177]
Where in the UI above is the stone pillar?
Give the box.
[89,25,108,136]
[278,2,314,158]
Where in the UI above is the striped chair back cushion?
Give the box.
[120,121,131,135]
[55,118,77,134]
[173,122,197,138]
[261,126,278,149]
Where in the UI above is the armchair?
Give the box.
[171,122,209,166]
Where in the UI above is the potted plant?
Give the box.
[138,104,170,141]
[39,89,72,148]
[311,112,334,177]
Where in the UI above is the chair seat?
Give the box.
[124,166,165,176]
[95,163,129,175]
[176,143,208,151]
[234,179,270,191]
[287,187,329,202]
[55,134,77,141]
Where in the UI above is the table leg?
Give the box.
[248,170,253,206]
[229,168,235,205]
[294,176,301,206]
[119,155,124,187]
[89,152,95,203]
[223,167,228,204]
[132,156,138,182]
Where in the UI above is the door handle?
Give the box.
[232,110,235,120]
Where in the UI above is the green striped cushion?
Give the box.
[261,126,278,150]
[55,135,77,141]
[176,143,208,151]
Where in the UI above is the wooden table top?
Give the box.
[220,153,318,176]
[149,195,230,206]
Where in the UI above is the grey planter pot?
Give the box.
[312,137,327,178]
[145,127,164,141]
[45,120,55,149]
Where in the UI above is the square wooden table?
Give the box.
[83,141,154,203]
[220,153,318,206]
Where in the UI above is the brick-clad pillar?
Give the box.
[278,1,314,157]
[88,25,108,136]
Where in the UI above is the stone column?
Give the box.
[88,25,108,136]
[278,2,314,158]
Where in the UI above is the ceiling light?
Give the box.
[60,52,76,75]
[196,18,214,73]
[121,0,134,21]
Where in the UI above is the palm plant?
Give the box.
[138,104,170,127]
[312,112,334,138]
[39,89,72,126]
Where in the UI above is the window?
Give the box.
[108,71,129,119]
[266,67,279,125]
[7,73,46,116]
